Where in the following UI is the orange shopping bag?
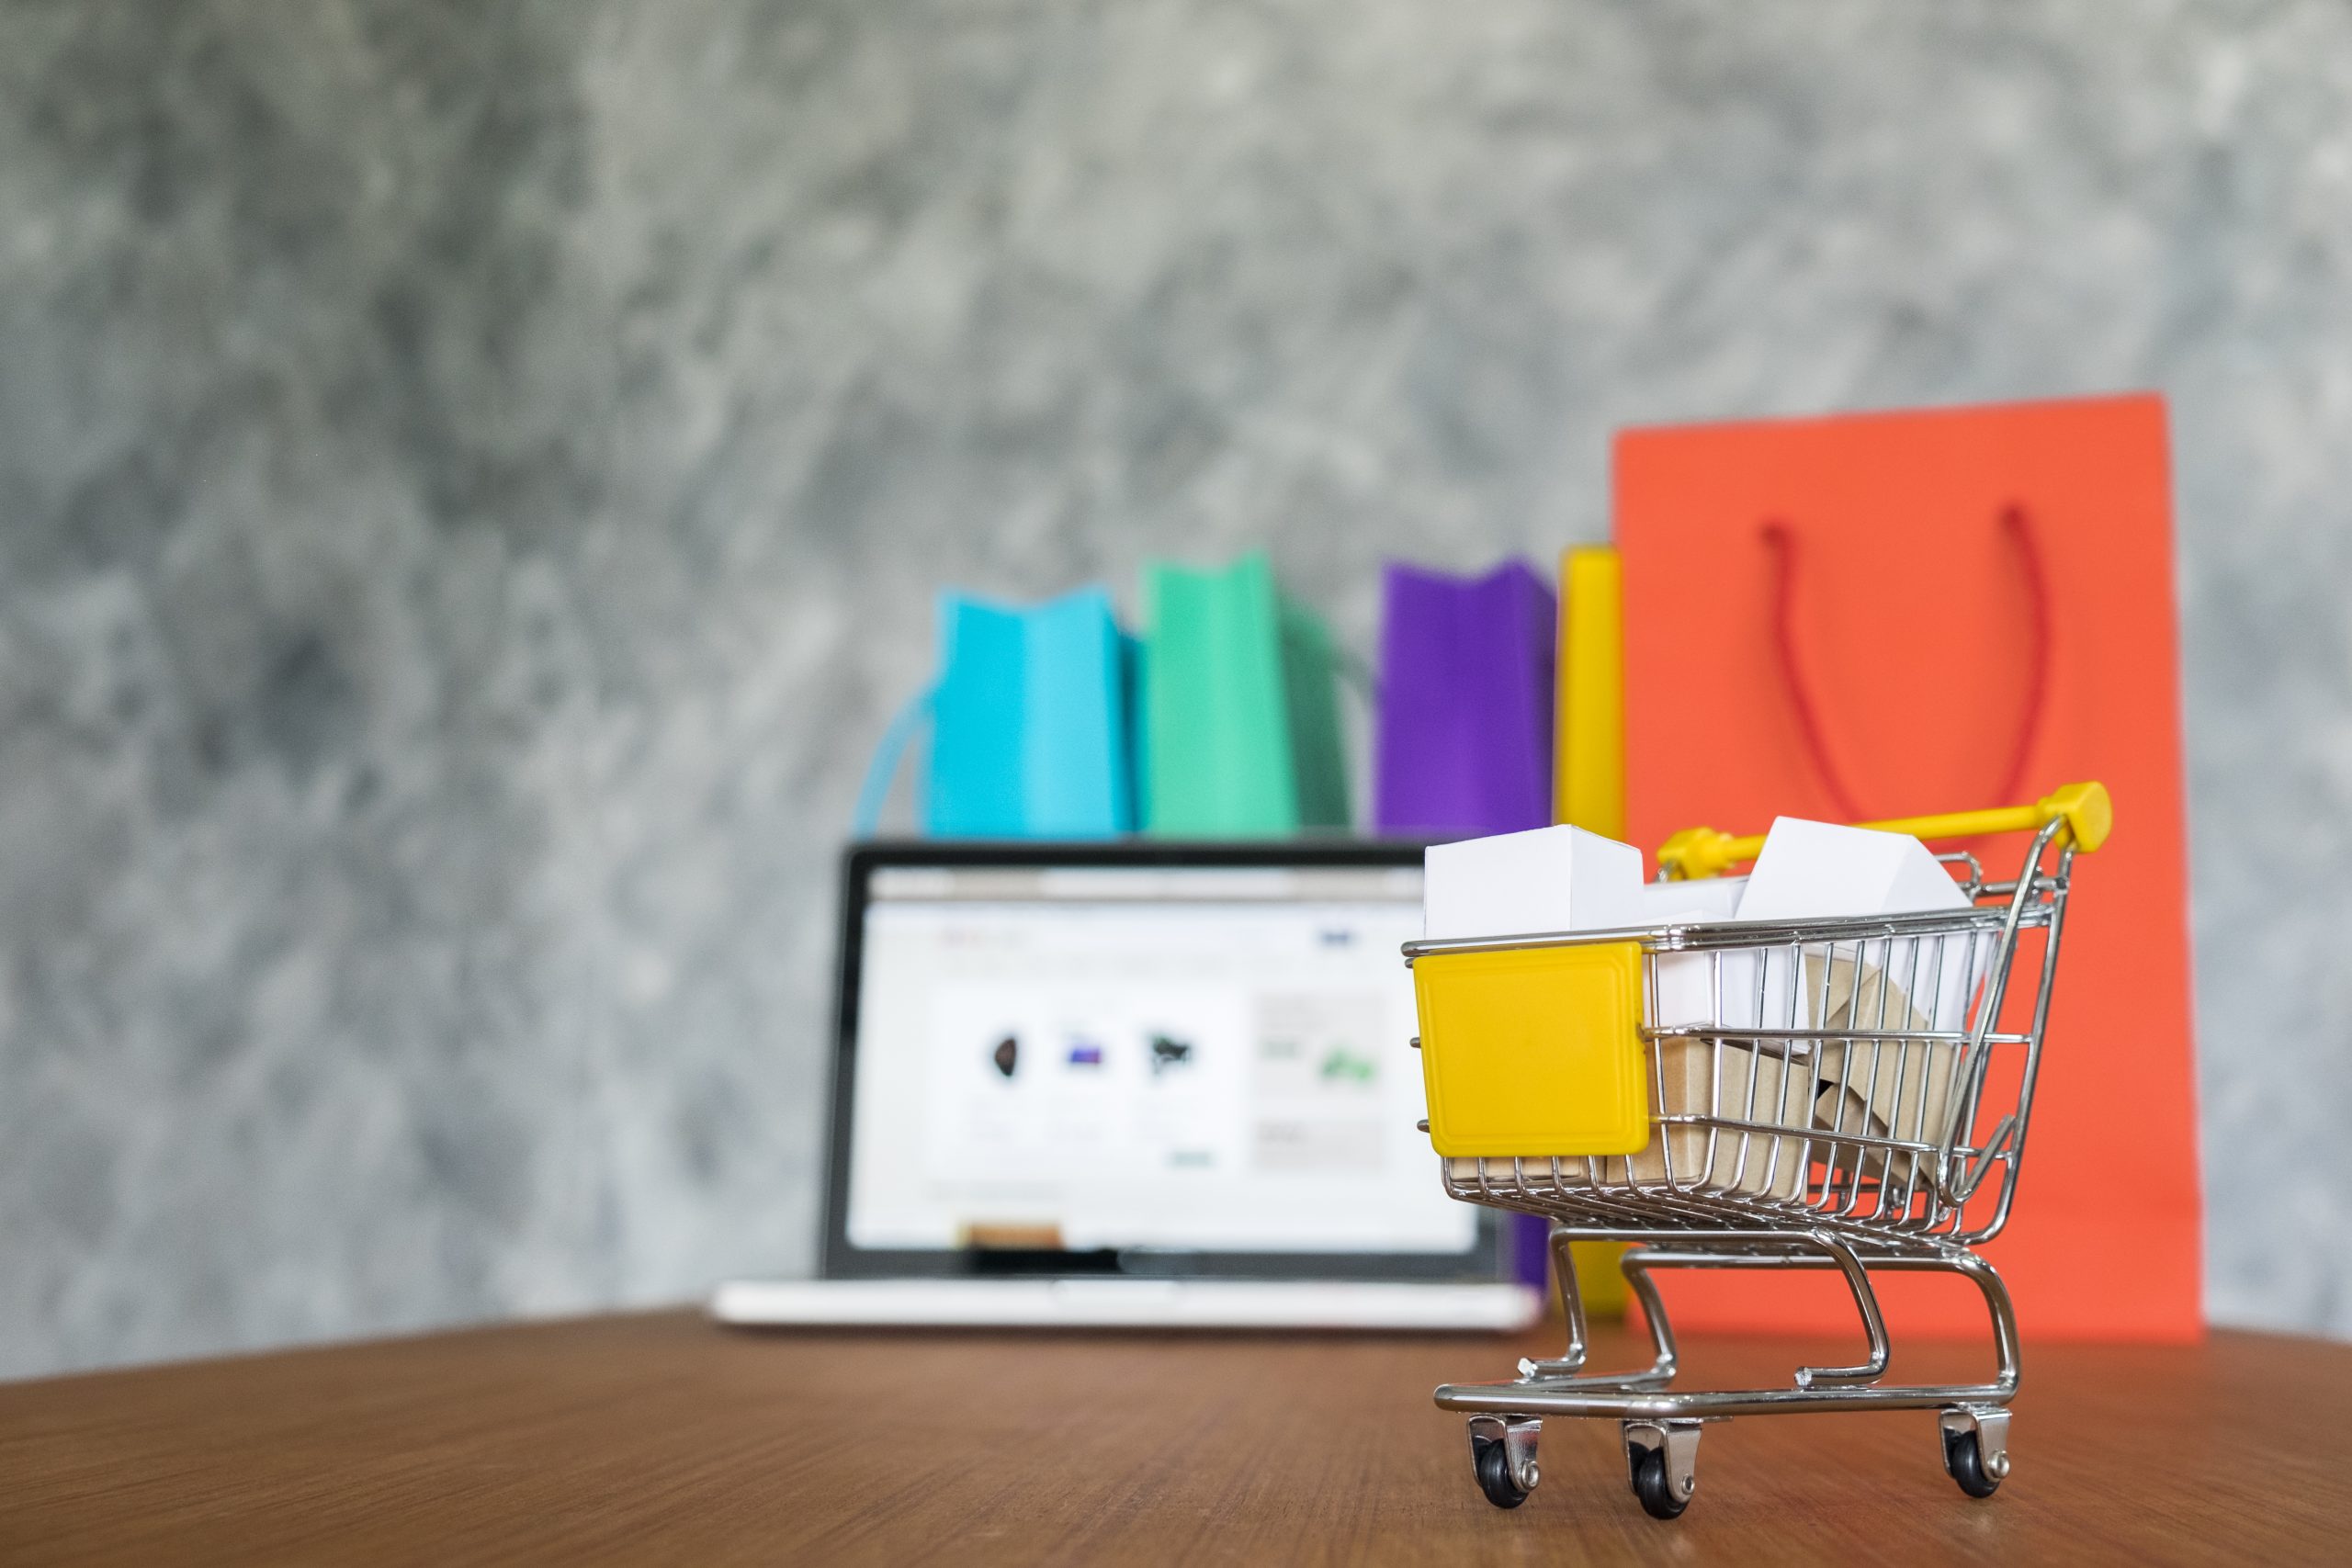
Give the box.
[1615,393,2202,1342]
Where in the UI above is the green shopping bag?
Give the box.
[1139,553,1350,836]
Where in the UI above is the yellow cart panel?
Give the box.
[1413,942,1647,1158]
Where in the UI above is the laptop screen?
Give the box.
[825,846,1489,1277]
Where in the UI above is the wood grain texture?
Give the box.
[3,1311,2346,1565]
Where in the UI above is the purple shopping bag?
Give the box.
[1375,558,1561,1289]
[1374,560,1557,836]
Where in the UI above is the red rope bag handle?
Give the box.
[1761,504,2052,822]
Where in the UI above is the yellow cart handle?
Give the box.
[1657,781,2112,881]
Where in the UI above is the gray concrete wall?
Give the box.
[3,0,2346,1376]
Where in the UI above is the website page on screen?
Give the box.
[845,864,1476,1256]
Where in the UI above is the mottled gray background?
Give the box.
[3,0,2347,1378]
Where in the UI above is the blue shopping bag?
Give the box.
[856,587,1137,838]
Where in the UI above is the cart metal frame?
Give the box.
[1405,818,2079,1517]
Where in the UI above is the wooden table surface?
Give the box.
[4,1308,2345,1564]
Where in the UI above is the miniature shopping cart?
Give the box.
[1405,784,2111,1519]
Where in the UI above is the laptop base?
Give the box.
[711,1279,1543,1331]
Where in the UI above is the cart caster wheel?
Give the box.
[1631,1447,1690,1519]
[1942,1427,2001,1498]
[1623,1420,1700,1520]
[1939,1407,2009,1500]
[1472,1435,1530,1509]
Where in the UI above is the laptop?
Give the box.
[712,840,1541,1330]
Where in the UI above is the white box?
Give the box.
[1421,825,1645,942]
[1740,818,1986,1184]
[1738,816,1972,1028]
[1736,818,1971,923]
[1641,875,1752,1029]
[1640,874,1749,926]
